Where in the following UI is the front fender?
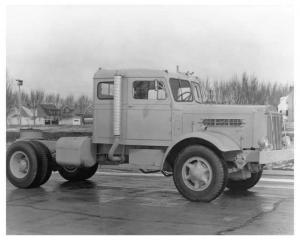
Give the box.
[161,131,241,170]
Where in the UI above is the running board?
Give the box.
[139,169,161,174]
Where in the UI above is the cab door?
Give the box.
[126,78,172,145]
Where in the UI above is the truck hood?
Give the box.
[174,103,271,149]
[174,103,270,114]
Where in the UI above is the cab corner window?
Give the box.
[133,80,167,100]
[97,82,114,99]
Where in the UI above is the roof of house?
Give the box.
[8,106,33,118]
[37,104,60,117]
[61,105,77,118]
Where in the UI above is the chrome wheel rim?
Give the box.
[182,157,212,191]
[10,151,30,179]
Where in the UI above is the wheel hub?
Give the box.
[19,159,28,173]
[10,151,30,179]
[182,157,212,191]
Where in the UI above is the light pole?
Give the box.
[16,79,23,128]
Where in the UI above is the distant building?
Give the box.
[82,104,93,124]
[60,105,82,125]
[37,104,60,125]
[277,87,294,124]
[278,96,288,121]
[7,106,44,126]
[287,87,294,123]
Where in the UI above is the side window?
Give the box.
[97,82,114,99]
[133,80,167,100]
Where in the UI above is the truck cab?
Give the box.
[6,68,294,202]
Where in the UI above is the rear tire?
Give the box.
[226,170,263,191]
[58,164,98,182]
[173,145,227,202]
[7,141,39,188]
[30,141,52,185]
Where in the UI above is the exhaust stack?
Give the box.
[108,75,123,161]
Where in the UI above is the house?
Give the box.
[278,96,288,121]
[82,104,93,124]
[278,87,294,141]
[7,106,44,126]
[277,87,294,124]
[60,105,82,125]
[37,104,60,125]
[287,87,294,123]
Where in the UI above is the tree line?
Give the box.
[6,72,292,120]
[195,73,291,106]
[6,72,92,121]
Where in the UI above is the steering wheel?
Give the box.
[177,91,192,101]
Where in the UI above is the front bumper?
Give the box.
[259,148,294,164]
[245,148,294,164]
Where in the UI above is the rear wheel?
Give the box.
[7,141,39,188]
[30,141,52,185]
[173,145,227,202]
[226,170,263,191]
[58,164,98,181]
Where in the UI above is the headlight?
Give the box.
[258,137,270,149]
[282,136,291,147]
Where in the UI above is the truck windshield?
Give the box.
[169,78,193,102]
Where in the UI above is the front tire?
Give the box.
[173,145,227,202]
[58,164,98,182]
[226,170,263,191]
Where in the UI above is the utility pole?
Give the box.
[16,79,23,128]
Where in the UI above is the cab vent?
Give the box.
[202,119,244,127]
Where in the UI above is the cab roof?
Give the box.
[93,68,199,81]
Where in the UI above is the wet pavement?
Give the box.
[6,170,294,235]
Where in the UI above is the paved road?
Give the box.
[6,170,294,235]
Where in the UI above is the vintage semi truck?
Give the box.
[7,69,294,202]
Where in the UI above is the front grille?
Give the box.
[267,112,283,150]
[202,118,244,127]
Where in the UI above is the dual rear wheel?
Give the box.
[7,141,52,188]
[7,140,98,188]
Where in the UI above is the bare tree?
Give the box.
[54,93,62,108]
[197,73,291,107]
[20,91,30,107]
[76,95,91,114]
[64,95,75,107]
[28,90,45,125]
[6,79,17,125]
[45,93,56,104]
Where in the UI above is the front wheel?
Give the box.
[226,170,263,191]
[173,145,227,202]
[58,164,98,182]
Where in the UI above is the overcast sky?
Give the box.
[6,5,293,97]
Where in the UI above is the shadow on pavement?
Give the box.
[222,189,256,198]
[57,180,97,190]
